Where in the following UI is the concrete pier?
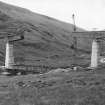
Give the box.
[90,39,99,68]
[5,41,14,69]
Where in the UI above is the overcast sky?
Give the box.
[1,0,105,30]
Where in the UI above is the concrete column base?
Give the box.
[5,42,14,69]
[90,39,99,68]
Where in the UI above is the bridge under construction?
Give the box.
[2,30,105,73]
[0,15,105,75]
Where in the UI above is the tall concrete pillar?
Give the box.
[90,39,99,68]
[5,41,14,69]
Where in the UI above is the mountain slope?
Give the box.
[0,1,90,68]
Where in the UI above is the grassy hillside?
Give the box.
[0,1,91,68]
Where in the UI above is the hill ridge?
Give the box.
[0,1,89,69]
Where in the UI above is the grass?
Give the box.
[0,68,104,105]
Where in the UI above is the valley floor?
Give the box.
[0,68,105,105]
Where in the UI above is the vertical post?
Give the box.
[72,14,77,66]
[5,41,14,69]
[72,14,77,50]
[73,36,77,56]
[90,39,99,68]
[73,37,77,50]
[72,14,76,32]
